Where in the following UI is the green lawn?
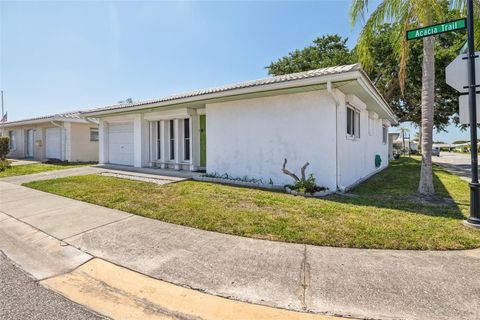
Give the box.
[23,157,480,250]
[0,163,89,178]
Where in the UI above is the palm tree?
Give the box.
[351,1,451,195]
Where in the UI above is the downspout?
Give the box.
[326,81,341,192]
[50,120,65,161]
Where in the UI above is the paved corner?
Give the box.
[0,252,104,320]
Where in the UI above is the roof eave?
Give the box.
[81,71,361,117]
[356,71,398,125]
[0,116,90,127]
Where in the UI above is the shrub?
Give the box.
[0,159,11,172]
[294,174,318,193]
[0,136,9,159]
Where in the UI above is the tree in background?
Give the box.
[265,35,356,75]
[266,27,464,132]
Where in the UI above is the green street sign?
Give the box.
[406,18,466,41]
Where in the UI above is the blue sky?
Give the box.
[0,0,470,143]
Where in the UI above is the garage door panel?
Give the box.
[46,127,61,160]
[108,122,134,166]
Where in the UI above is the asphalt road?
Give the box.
[432,152,474,181]
[0,252,105,320]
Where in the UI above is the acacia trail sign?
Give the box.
[407,3,480,228]
[406,18,466,41]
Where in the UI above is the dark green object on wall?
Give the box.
[375,155,382,168]
[200,115,206,167]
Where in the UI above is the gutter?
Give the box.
[326,81,344,192]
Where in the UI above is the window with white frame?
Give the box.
[169,120,175,160]
[90,128,99,141]
[8,131,16,150]
[368,117,374,136]
[382,125,388,144]
[346,106,360,139]
[157,121,162,160]
[184,118,190,161]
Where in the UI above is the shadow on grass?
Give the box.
[324,157,466,220]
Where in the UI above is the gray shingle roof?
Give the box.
[3,111,92,126]
[82,64,362,114]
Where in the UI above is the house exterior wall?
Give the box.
[93,86,392,191]
[2,121,99,162]
[98,108,200,169]
[335,91,390,190]
[69,122,99,162]
[2,123,54,160]
[205,90,338,190]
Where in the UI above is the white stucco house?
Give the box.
[82,64,397,191]
[0,111,99,163]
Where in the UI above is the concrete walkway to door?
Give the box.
[1,180,479,320]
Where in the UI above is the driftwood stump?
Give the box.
[282,158,309,182]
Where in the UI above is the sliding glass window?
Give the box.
[157,121,161,160]
[184,118,190,161]
[169,120,175,160]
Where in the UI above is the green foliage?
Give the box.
[294,174,318,193]
[0,159,11,172]
[0,136,10,159]
[264,17,463,131]
[266,35,356,75]
[350,0,471,131]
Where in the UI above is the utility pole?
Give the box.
[465,0,480,228]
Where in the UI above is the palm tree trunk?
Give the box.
[418,36,435,195]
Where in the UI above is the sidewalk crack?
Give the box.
[296,244,310,311]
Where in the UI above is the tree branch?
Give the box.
[281,158,300,182]
[300,162,310,181]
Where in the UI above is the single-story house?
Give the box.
[0,111,99,163]
[82,64,397,191]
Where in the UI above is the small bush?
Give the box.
[0,136,10,159]
[0,159,11,172]
[294,174,318,193]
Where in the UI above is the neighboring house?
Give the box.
[393,137,418,153]
[388,133,400,160]
[82,64,397,191]
[0,111,99,162]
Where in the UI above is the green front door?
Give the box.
[200,115,206,167]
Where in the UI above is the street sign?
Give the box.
[406,18,466,41]
[459,94,480,124]
[446,52,480,92]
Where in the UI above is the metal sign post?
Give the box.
[465,0,480,228]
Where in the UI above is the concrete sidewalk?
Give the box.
[0,165,188,185]
[1,181,480,320]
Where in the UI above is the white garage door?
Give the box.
[108,122,134,166]
[46,127,62,160]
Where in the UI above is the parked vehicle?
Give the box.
[432,146,440,157]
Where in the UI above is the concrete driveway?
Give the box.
[1,181,480,320]
[432,152,475,181]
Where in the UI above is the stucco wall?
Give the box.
[2,123,55,160]
[205,90,338,190]
[2,121,99,162]
[335,92,389,190]
[70,122,99,162]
